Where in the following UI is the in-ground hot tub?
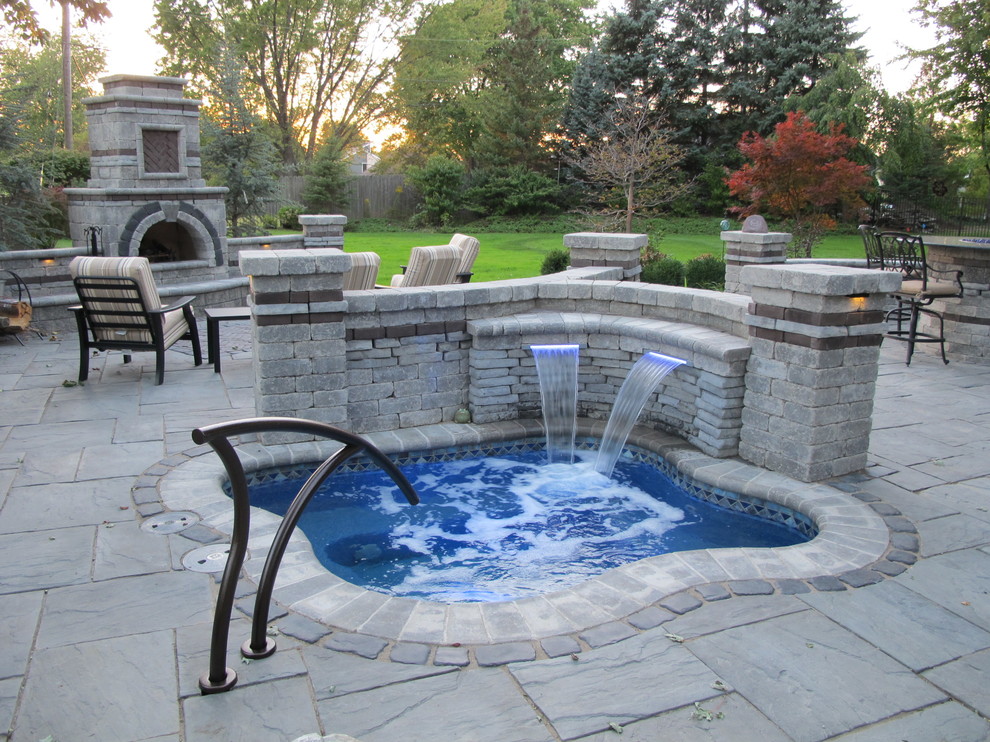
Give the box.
[243,438,815,603]
[154,419,889,649]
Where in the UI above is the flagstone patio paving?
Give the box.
[0,325,988,741]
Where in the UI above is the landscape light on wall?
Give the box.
[847,292,869,309]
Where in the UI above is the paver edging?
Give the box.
[134,421,918,668]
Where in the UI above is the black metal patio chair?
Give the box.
[878,231,963,364]
[69,256,202,384]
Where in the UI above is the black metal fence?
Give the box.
[868,188,990,237]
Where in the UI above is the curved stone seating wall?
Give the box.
[243,247,899,482]
[468,312,751,457]
[245,250,753,458]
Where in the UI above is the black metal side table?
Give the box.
[204,307,251,373]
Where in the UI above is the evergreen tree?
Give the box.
[562,0,858,181]
[301,138,352,213]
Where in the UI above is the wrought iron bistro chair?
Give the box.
[859,224,885,269]
[877,232,963,365]
[69,256,203,384]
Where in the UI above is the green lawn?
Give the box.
[346,232,866,282]
[54,231,866,280]
[342,232,563,283]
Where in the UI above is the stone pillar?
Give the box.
[300,215,346,249]
[723,230,791,294]
[239,249,351,441]
[739,264,901,482]
[564,232,645,280]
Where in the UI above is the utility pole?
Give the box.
[61,0,73,149]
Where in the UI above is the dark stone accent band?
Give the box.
[749,303,884,327]
[943,312,990,327]
[346,320,468,341]
[749,325,883,349]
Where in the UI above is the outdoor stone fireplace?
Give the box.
[66,75,227,266]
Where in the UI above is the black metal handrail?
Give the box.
[191,417,420,695]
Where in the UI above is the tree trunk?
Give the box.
[625,179,635,233]
[61,0,73,149]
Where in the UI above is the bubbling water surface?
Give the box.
[249,451,807,602]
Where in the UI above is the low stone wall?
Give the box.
[468,312,750,457]
[240,240,898,482]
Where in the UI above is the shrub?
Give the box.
[540,247,570,275]
[277,203,304,230]
[28,149,90,187]
[641,256,685,286]
[464,165,568,217]
[685,253,726,290]
[406,155,466,227]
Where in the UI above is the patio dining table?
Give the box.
[919,234,990,361]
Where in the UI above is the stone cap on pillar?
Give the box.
[240,248,352,277]
[741,263,902,296]
[299,215,348,227]
[720,230,792,244]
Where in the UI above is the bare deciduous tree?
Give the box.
[568,95,692,232]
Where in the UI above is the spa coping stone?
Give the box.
[143,417,905,666]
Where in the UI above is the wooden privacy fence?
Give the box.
[264,174,421,221]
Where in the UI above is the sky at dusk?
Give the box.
[35,0,931,94]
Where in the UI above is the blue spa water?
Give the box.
[249,451,808,603]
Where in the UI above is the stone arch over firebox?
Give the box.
[118,201,224,265]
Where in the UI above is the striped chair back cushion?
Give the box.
[401,245,462,287]
[70,256,163,344]
[450,234,480,276]
[343,252,381,291]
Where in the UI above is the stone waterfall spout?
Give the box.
[594,352,687,478]
[531,344,580,464]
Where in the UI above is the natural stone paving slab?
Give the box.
[916,513,990,557]
[800,580,990,671]
[661,595,807,641]
[0,591,43,678]
[687,611,946,742]
[40,387,140,424]
[302,644,455,700]
[5,418,115,454]
[1,388,52,426]
[93,519,172,580]
[183,676,321,742]
[76,440,166,480]
[896,548,990,632]
[0,676,20,739]
[37,570,215,648]
[0,478,134,533]
[11,630,178,742]
[915,450,990,483]
[922,648,990,718]
[571,694,792,742]
[317,667,553,742]
[175,618,310,698]
[0,525,94,593]
[510,631,723,740]
[827,700,990,741]
[12,447,81,486]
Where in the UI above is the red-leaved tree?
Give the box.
[726,111,872,257]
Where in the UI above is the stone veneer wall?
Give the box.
[467,312,752,457]
[241,242,900,481]
[740,264,901,481]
